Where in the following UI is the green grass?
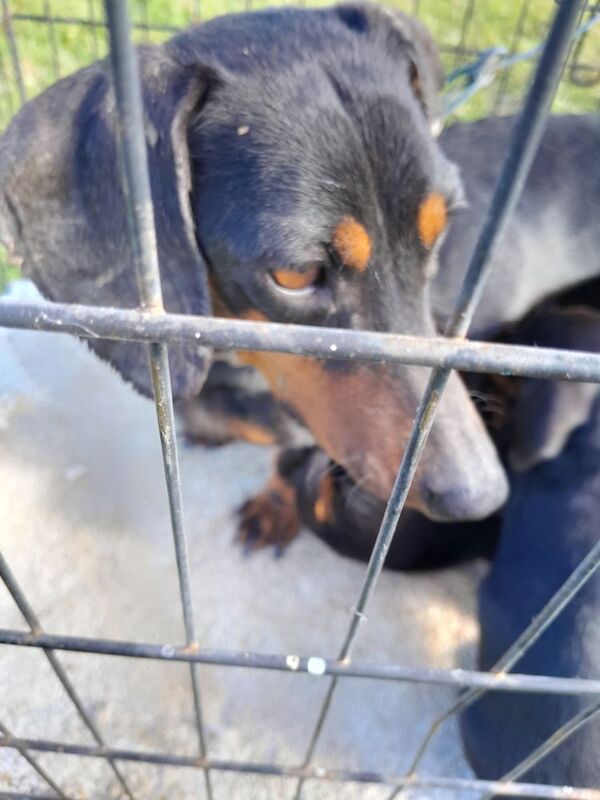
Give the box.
[0,251,19,291]
[0,0,598,290]
[1,0,598,127]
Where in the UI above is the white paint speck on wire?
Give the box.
[286,655,301,671]
[307,657,327,676]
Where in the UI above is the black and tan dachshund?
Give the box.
[192,110,600,555]
[2,4,598,548]
[1,4,599,792]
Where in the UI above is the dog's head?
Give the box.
[507,307,600,472]
[0,4,507,521]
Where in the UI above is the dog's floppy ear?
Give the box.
[373,6,445,127]
[0,46,213,398]
[511,379,599,471]
[509,308,600,470]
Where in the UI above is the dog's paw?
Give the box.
[237,476,300,556]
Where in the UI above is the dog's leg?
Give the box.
[177,361,315,554]
[236,449,311,555]
[178,359,313,449]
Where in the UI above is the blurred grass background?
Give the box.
[0,0,599,289]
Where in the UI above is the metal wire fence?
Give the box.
[0,0,599,798]
[0,0,599,130]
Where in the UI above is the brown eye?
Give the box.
[271,264,322,291]
[417,192,448,249]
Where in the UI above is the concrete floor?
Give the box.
[0,282,485,799]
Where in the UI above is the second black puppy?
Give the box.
[461,307,600,794]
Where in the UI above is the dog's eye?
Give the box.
[271,265,323,292]
[417,192,448,249]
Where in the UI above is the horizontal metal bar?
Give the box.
[6,13,600,76]
[441,44,600,73]
[2,626,600,697]
[0,551,135,800]
[1,300,600,383]
[402,524,600,780]
[482,699,600,800]
[0,720,66,799]
[10,12,180,33]
[0,552,135,798]
[0,794,65,800]
[0,734,599,799]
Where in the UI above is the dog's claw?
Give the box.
[239,512,268,556]
[236,479,300,555]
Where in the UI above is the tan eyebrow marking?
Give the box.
[332,216,372,272]
[417,192,447,248]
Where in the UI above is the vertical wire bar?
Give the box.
[479,701,600,800]
[102,3,212,797]
[43,0,60,79]
[0,47,15,118]
[0,552,135,799]
[388,1,593,786]
[291,2,587,797]
[0,721,67,799]
[492,0,533,114]
[392,537,600,796]
[1,0,25,104]
[88,0,100,59]
[192,0,201,22]
[140,0,150,41]
[452,0,476,71]
[567,5,600,87]
[442,0,586,338]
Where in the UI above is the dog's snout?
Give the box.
[418,463,509,522]
[413,372,509,521]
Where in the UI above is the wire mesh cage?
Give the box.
[0,1,599,799]
[0,0,599,126]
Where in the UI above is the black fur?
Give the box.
[0,4,509,521]
[461,308,600,794]
[1,7,599,789]
[436,114,600,337]
[286,307,600,790]
[0,8,598,512]
[0,4,447,398]
[0,48,213,397]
